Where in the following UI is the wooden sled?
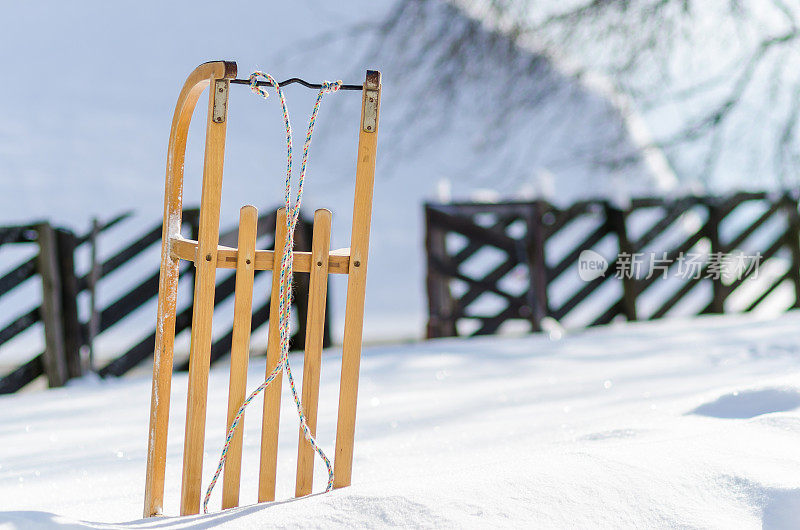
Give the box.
[143,61,381,517]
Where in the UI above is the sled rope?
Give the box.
[203,72,342,513]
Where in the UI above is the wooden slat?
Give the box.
[75,211,131,246]
[100,291,193,378]
[258,208,287,502]
[630,201,690,250]
[146,60,235,518]
[650,278,705,319]
[86,219,100,367]
[724,201,781,251]
[543,202,598,238]
[334,70,381,489]
[720,231,787,296]
[0,352,44,394]
[551,268,615,320]
[453,259,519,316]
[425,207,518,255]
[605,205,637,320]
[94,224,162,280]
[706,202,725,313]
[425,209,458,338]
[36,223,68,388]
[180,73,231,516]
[0,308,40,346]
[547,222,610,281]
[0,257,37,295]
[431,201,532,217]
[0,225,40,244]
[429,254,520,309]
[295,209,332,497]
[590,300,624,326]
[97,270,160,331]
[526,203,549,330]
[55,229,83,379]
[781,195,800,308]
[746,272,791,311]
[221,206,258,510]
[636,229,708,294]
[451,214,520,264]
[170,236,350,274]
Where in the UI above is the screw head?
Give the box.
[246,259,251,265]
[317,261,323,267]
[205,254,212,262]
[354,260,361,267]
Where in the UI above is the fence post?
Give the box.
[425,205,457,338]
[706,199,726,313]
[524,202,549,331]
[605,203,638,321]
[185,209,200,329]
[86,218,101,371]
[36,223,69,388]
[781,192,800,309]
[56,228,84,379]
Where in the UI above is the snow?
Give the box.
[3,311,800,528]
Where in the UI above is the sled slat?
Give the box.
[295,209,332,497]
[169,237,350,274]
[180,76,230,516]
[335,70,381,489]
[145,60,234,518]
[221,206,258,509]
[258,208,287,502]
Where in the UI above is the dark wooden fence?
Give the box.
[0,217,127,393]
[0,208,327,393]
[426,191,800,338]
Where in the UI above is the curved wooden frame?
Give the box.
[143,61,381,518]
[144,60,236,517]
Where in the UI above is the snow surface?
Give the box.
[3,312,800,528]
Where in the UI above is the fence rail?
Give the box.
[0,207,328,393]
[425,191,800,338]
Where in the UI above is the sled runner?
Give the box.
[143,61,381,517]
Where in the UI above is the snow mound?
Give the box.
[3,312,800,527]
[691,388,800,419]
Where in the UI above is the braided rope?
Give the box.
[202,72,342,513]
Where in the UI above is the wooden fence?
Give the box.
[0,219,125,393]
[0,208,327,393]
[425,191,800,338]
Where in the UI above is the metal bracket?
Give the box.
[212,80,229,124]
[362,89,378,133]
